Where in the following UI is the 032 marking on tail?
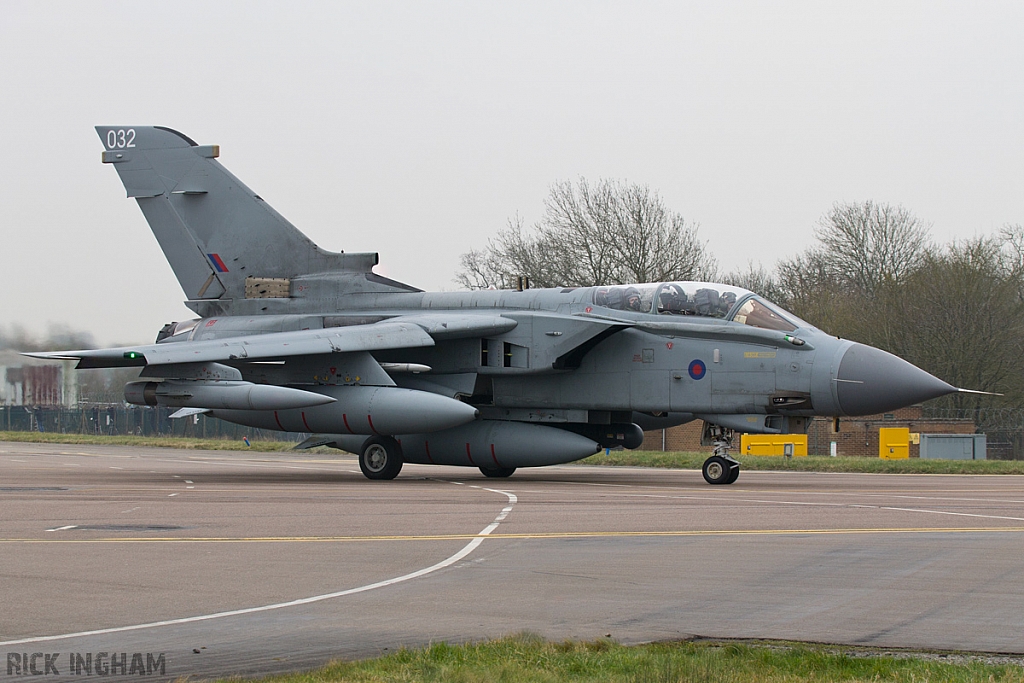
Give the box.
[26,126,980,483]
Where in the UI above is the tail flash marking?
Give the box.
[207,254,229,273]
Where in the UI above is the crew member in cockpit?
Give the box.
[658,284,690,314]
[623,287,645,312]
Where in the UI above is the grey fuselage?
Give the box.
[163,278,932,436]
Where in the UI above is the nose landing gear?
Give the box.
[701,424,740,485]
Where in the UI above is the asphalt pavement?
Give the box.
[2,441,1023,681]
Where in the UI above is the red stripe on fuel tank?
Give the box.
[301,412,312,431]
[425,441,434,464]
[342,414,354,434]
[490,444,501,468]
[465,443,476,466]
[273,411,284,431]
[367,415,380,435]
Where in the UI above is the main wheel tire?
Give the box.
[480,466,516,478]
[726,464,740,484]
[359,436,403,480]
[702,456,734,485]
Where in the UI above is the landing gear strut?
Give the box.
[701,424,740,485]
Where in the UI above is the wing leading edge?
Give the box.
[23,322,436,369]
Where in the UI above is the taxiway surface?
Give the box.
[2,442,1023,680]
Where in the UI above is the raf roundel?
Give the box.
[688,359,707,380]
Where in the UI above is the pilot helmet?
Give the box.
[602,287,625,309]
[623,286,643,310]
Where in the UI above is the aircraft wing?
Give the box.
[386,314,518,339]
[23,321,437,369]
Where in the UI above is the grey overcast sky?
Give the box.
[1,1,1022,345]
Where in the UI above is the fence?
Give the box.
[921,407,1024,460]
[0,404,301,443]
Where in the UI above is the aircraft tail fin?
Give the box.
[95,126,391,311]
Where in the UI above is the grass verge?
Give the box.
[222,635,1024,683]
[577,450,1024,474]
[0,431,298,453]
[3,431,1023,474]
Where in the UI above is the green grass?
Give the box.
[221,635,1024,683]
[0,431,300,453]
[3,431,1023,473]
[577,450,1024,474]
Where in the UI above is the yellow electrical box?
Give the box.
[879,427,910,459]
[740,434,808,456]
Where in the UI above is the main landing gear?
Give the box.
[480,467,517,478]
[701,424,740,485]
[359,436,404,480]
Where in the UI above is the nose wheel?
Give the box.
[701,423,739,485]
[702,455,740,485]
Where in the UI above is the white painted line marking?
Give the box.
[109,466,123,470]
[168,493,179,497]
[184,480,193,484]
[0,485,518,646]
[880,506,1024,522]
[46,525,77,532]
[186,486,194,489]
[11,459,26,463]
[121,507,139,514]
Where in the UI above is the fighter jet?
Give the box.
[27,126,967,484]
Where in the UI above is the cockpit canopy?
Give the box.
[591,282,804,333]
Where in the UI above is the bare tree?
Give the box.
[807,201,929,297]
[721,262,789,305]
[455,178,717,289]
[892,235,1024,410]
[776,201,930,342]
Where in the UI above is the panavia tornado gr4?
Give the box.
[28,126,973,484]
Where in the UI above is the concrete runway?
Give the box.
[2,441,1024,680]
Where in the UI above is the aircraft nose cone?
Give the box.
[836,343,956,416]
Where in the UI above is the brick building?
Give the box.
[639,405,975,457]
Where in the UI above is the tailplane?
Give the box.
[96,126,406,313]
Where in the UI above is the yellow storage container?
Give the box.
[879,427,910,459]
[740,434,808,456]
